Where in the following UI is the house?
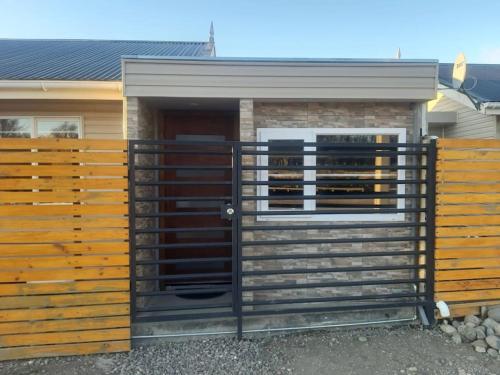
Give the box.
[427,63,500,138]
[0,32,440,336]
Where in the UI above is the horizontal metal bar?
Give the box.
[136,241,232,250]
[242,193,425,201]
[136,196,232,202]
[244,292,423,306]
[241,301,425,317]
[136,181,232,186]
[242,208,424,216]
[242,179,422,186]
[242,278,425,292]
[242,165,423,171]
[137,257,232,265]
[132,150,233,155]
[137,303,233,313]
[137,287,233,297]
[242,222,423,231]
[242,250,425,261]
[136,211,221,218]
[241,236,424,247]
[239,141,426,148]
[133,311,236,323]
[242,264,422,277]
[242,150,424,156]
[135,165,232,170]
[137,226,232,234]
[137,272,233,281]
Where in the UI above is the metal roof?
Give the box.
[439,63,500,103]
[0,39,214,81]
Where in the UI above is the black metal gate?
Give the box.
[129,139,436,338]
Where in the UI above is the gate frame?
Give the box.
[128,139,437,337]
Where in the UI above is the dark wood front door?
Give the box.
[159,111,238,288]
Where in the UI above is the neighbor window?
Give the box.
[257,128,406,221]
[0,117,82,138]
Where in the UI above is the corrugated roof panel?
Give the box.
[0,39,213,81]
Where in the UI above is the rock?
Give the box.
[461,325,477,342]
[464,315,481,327]
[487,305,500,322]
[482,318,499,330]
[487,348,498,357]
[486,327,495,337]
[495,325,500,336]
[358,336,367,342]
[486,335,500,350]
[451,333,462,344]
[475,327,486,339]
[440,324,457,336]
[452,320,461,328]
[471,339,488,353]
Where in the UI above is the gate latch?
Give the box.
[221,203,235,220]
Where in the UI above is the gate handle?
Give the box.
[221,203,234,220]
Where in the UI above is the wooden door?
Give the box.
[159,111,238,287]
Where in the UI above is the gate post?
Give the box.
[233,143,243,340]
[424,139,437,325]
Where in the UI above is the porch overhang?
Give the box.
[121,56,438,101]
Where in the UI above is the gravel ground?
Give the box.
[1,325,499,375]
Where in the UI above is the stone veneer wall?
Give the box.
[127,97,159,305]
[239,100,420,319]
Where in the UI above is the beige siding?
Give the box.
[429,94,496,139]
[0,100,123,139]
[123,59,438,100]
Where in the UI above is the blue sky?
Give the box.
[1,0,500,63]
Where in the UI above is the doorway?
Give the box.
[158,110,238,293]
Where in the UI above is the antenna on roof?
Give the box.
[395,48,401,59]
[209,21,214,44]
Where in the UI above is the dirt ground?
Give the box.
[1,325,499,375]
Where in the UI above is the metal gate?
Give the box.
[129,139,436,338]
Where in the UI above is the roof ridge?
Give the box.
[0,38,209,44]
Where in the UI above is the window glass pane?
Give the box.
[0,118,31,138]
[36,119,80,139]
[268,140,304,209]
[316,134,399,210]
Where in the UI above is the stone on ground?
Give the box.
[440,324,457,336]
[464,315,481,327]
[482,318,499,330]
[487,305,500,322]
[486,335,500,350]
[471,339,488,353]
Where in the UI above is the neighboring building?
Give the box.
[428,63,500,138]
[0,29,215,140]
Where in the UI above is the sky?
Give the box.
[1,0,500,63]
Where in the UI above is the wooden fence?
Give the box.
[435,138,500,318]
[0,138,130,361]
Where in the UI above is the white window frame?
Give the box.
[257,127,406,222]
[0,116,83,138]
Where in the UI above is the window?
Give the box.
[257,128,406,221]
[0,117,82,138]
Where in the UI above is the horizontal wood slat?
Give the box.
[0,340,130,361]
[0,138,130,361]
[0,151,127,164]
[0,316,130,335]
[0,178,128,190]
[0,138,127,150]
[434,139,500,318]
[0,165,127,177]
